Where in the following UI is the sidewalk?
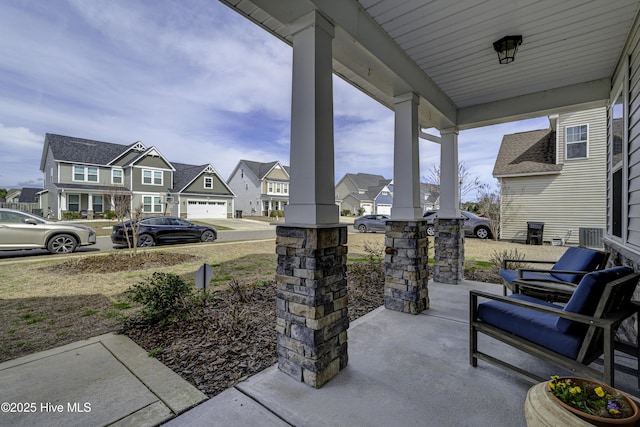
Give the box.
[0,334,206,427]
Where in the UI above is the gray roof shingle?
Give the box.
[240,160,290,180]
[44,133,133,165]
[346,173,387,190]
[492,129,562,177]
[172,162,207,192]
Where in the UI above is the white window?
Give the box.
[112,169,123,184]
[611,87,626,239]
[204,177,214,189]
[93,195,103,212]
[142,195,163,213]
[566,125,588,159]
[68,194,80,212]
[73,165,99,182]
[142,169,163,186]
[266,181,288,195]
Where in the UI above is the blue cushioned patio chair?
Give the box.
[500,246,608,297]
[470,267,639,387]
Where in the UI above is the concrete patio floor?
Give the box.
[167,280,640,426]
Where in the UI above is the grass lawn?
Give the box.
[0,234,566,363]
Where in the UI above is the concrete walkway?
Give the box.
[0,334,206,427]
[2,280,638,426]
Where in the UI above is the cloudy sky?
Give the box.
[0,0,549,199]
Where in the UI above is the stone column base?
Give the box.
[383,220,429,314]
[275,225,348,388]
[433,218,464,284]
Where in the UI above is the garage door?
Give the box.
[377,204,392,215]
[187,200,227,219]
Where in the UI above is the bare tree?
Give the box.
[424,161,482,204]
[109,187,144,256]
[476,179,522,241]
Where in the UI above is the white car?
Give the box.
[0,208,97,254]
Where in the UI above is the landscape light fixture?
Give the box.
[493,35,522,64]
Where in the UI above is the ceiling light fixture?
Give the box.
[493,35,522,64]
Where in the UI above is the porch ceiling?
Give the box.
[221,0,640,130]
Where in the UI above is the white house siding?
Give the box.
[501,108,607,245]
[227,166,262,217]
[626,24,640,250]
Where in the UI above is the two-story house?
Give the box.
[39,133,234,220]
[227,160,290,217]
[492,107,607,246]
[335,173,389,215]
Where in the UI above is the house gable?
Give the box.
[493,129,562,177]
[265,164,289,181]
[174,163,235,196]
[129,147,174,170]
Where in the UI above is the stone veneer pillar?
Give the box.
[433,218,464,284]
[384,220,429,314]
[275,225,348,388]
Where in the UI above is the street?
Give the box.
[0,217,361,260]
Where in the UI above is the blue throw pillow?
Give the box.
[556,266,634,334]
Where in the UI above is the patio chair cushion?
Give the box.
[549,247,607,283]
[477,294,582,359]
[556,266,634,334]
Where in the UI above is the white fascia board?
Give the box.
[457,78,610,130]
[493,171,562,179]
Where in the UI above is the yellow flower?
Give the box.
[551,375,560,381]
[569,386,581,395]
[594,387,605,397]
[609,408,621,415]
[549,382,555,390]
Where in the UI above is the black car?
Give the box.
[111,216,217,247]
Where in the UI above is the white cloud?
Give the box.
[0,1,555,199]
[0,124,44,188]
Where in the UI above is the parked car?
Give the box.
[353,214,390,233]
[423,210,492,239]
[111,216,217,247]
[0,208,97,254]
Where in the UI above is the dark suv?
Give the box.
[423,210,492,239]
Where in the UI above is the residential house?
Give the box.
[420,183,440,211]
[39,134,234,220]
[0,187,42,216]
[4,189,21,203]
[227,160,290,217]
[492,107,607,245]
[335,173,390,215]
[17,187,42,203]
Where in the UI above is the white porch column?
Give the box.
[284,11,339,226]
[438,128,460,218]
[433,128,464,284]
[391,93,422,220]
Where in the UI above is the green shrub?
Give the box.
[269,210,284,218]
[61,211,81,220]
[125,272,194,326]
[341,209,352,216]
[104,210,116,219]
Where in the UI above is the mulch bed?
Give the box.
[121,261,387,397]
